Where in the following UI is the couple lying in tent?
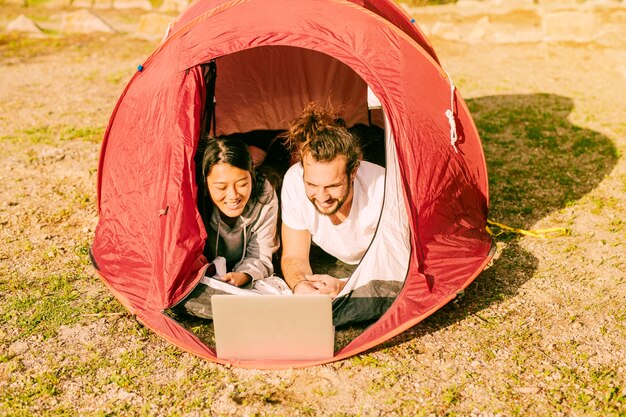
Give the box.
[177,103,385,319]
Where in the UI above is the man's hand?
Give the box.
[220,272,252,287]
[292,274,346,298]
[292,280,323,294]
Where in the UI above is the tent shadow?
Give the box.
[368,93,619,351]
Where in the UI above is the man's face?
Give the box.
[302,154,355,216]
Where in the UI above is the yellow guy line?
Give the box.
[486,220,570,239]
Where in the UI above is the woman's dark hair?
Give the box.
[195,136,268,223]
[284,102,361,177]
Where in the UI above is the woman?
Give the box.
[198,135,279,286]
[178,136,282,318]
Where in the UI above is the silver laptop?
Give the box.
[211,295,335,361]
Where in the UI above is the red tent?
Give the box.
[92,0,493,368]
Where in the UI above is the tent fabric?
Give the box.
[92,0,493,369]
[212,46,370,136]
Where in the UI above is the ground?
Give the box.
[0,2,625,416]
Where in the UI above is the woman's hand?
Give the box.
[220,272,252,287]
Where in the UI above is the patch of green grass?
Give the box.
[83,69,134,85]
[73,241,93,265]
[108,369,137,390]
[0,32,142,61]
[442,384,462,406]
[558,366,626,415]
[93,402,135,416]
[351,354,382,367]
[61,126,105,143]
[161,345,184,368]
[588,195,620,215]
[23,0,53,7]
[228,380,288,407]
[47,207,74,225]
[614,308,626,322]
[1,124,105,145]
[33,370,61,396]
[148,0,164,9]
[181,396,214,413]
[105,69,133,85]
[0,368,65,412]
[72,351,113,380]
[18,125,53,143]
[608,219,623,233]
[0,272,85,343]
[313,385,339,397]
[620,174,626,193]
[0,33,60,59]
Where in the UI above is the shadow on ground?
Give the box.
[374,93,619,350]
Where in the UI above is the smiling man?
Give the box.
[281,103,385,296]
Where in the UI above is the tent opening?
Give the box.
[168,45,411,348]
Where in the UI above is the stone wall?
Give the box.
[3,0,626,46]
[404,0,626,46]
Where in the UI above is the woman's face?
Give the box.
[206,163,252,218]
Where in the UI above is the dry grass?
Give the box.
[1,3,625,416]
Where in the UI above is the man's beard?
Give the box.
[309,180,352,216]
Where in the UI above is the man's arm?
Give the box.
[281,223,347,296]
[280,223,319,293]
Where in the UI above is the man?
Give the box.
[280,104,385,297]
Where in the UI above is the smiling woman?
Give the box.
[175,136,286,318]
[198,136,274,287]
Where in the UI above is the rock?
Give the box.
[158,0,189,13]
[72,0,94,7]
[456,0,485,7]
[430,21,461,42]
[6,14,44,34]
[93,0,113,8]
[491,28,543,44]
[585,0,622,5]
[536,0,580,4]
[135,12,172,41]
[58,9,115,34]
[479,0,535,6]
[542,11,597,42]
[8,340,29,356]
[43,0,72,7]
[467,15,490,43]
[113,0,152,10]
[514,386,541,394]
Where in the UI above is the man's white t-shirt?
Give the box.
[281,160,385,265]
